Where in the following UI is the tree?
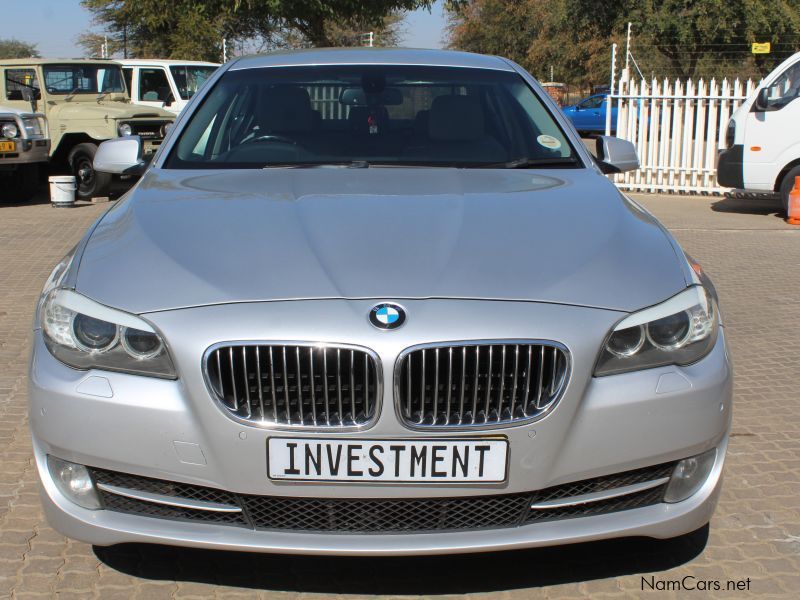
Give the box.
[0,38,40,59]
[447,0,800,85]
[79,0,434,61]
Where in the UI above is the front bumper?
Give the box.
[29,299,732,555]
[716,144,744,189]
[0,138,50,167]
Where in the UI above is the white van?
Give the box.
[718,52,800,213]
[118,59,219,114]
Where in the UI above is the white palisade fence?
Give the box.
[606,76,758,194]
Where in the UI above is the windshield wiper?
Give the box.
[262,160,371,169]
[479,157,580,169]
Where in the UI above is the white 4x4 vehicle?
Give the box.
[118,59,219,114]
[718,51,800,213]
[0,104,49,202]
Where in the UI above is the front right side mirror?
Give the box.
[94,136,146,175]
[595,135,639,174]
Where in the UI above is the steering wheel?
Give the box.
[241,134,301,147]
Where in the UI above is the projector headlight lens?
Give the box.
[595,285,718,376]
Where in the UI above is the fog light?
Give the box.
[46,456,101,510]
[664,448,716,503]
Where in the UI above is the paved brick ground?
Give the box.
[0,191,798,599]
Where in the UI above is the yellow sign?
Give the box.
[752,42,771,54]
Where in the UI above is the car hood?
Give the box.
[75,167,688,314]
[50,102,174,121]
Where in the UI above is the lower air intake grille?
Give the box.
[89,462,673,534]
[205,343,380,428]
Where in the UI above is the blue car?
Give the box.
[562,94,617,134]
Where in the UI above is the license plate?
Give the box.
[268,437,508,483]
[0,141,15,152]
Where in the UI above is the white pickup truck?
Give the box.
[0,104,49,202]
[717,51,800,214]
[118,59,219,114]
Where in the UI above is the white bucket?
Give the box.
[49,175,77,207]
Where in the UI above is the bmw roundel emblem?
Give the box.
[369,303,406,330]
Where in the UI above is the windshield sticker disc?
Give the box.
[537,135,562,150]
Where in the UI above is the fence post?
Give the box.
[605,43,617,136]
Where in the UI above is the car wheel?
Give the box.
[69,143,112,199]
[779,165,800,216]
[0,164,40,203]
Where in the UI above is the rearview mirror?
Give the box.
[94,136,146,175]
[339,87,403,106]
[595,136,639,174]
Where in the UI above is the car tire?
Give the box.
[779,165,800,216]
[69,143,112,200]
[0,164,40,203]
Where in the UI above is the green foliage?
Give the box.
[447,0,800,86]
[79,0,434,61]
[0,38,40,59]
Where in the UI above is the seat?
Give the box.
[404,95,507,163]
[258,86,314,134]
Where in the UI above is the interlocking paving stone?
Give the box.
[0,191,797,597]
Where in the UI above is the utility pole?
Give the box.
[223,38,228,62]
[550,65,554,82]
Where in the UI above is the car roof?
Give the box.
[229,48,515,72]
[116,59,220,67]
[0,58,122,66]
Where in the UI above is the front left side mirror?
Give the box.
[752,87,770,112]
[94,136,146,175]
[595,135,639,174]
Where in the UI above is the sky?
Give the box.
[4,0,447,58]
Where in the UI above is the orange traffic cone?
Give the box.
[788,176,800,226]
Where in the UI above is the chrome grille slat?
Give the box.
[255,346,265,420]
[228,347,238,412]
[397,341,569,429]
[535,345,545,409]
[281,347,290,425]
[295,347,303,423]
[268,347,278,422]
[206,343,379,429]
[309,348,317,423]
[445,347,453,424]
[241,347,251,419]
[433,348,440,424]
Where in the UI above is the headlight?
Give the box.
[41,288,176,379]
[725,120,735,149]
[22,117,43,138]
[1,122,19,138]
[118,122,133,137]
[595,285,718,376]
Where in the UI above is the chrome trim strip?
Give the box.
[202,340,383,432]
[530,477,669,510]
[394,339,571,431]
[96,483,243,513]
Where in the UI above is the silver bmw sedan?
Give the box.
[30,48,732,556]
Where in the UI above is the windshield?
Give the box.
[165,65,577,169]
[170,65,218,100]
[43,64,126,95]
